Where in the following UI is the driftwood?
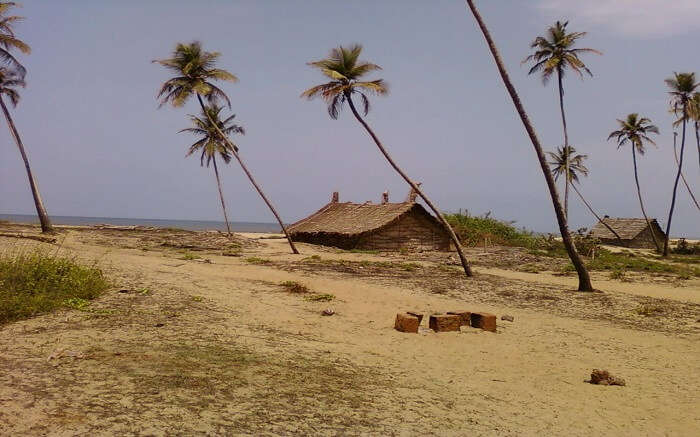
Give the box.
[0,232,57,244]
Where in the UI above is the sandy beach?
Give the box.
[0,223,698,435]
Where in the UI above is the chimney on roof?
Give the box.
[405,182,422,202]
[381,191,389,204]
[331,191,339,203]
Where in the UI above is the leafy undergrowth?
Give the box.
[562,249,700,278]
[279,280,310,294]
[445,211,542,249]
[0,250,109,325]
[301,256,422,272]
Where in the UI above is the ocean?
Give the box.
[0,214,281,233]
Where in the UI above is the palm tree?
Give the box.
[180,104,244,236]
[154,41,299,254]
[663,72,699,255]
[301,44,473,277]
[675,92,700,171]
[464,0,594,291]
[0,2,30,76]
[0,68,53,233]
[672,131,700,212]
[691,93,700,171]
[523,20,601,220]
[0,3,53,233]
[548,146,623,242]
[607,113,661,251]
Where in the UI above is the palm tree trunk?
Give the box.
[631,146,661,252]
[465,0,593,291]
[344,93,473,277]
[557,67,570,220]
[230,146,300,254]
[571,183,623,242]
[663,108,687,256]
[211,156,232,236]
[196,95,299,254]
[673,132,700,212]
[0,96,54,233]
[695,121,700,172]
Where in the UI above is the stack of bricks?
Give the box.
[394,310,497,333]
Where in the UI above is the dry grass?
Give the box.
[278,257,700,336]
[0,276,402,435]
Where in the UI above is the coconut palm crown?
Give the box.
[301,44,387,119]
[608,113,659,153]
[0,2,30,76]
[154,41,237,108]
[666,72,698,116]
[548,146,588,183]
[523,20,601,84]
[0,64,23,104]
[179,104,244,166]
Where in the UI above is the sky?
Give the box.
[0,0,698,236]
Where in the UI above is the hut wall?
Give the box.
[628,227,666,249]
[600,227,665,249]
[356,212,450,251]
[291,232,360,250]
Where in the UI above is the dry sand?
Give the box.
[1,225,699,435]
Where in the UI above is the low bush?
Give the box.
[279,281,310,294]
[245,257,272,265]
[0,250,109,325]
[444,211,542,249]
[671,238,700,255]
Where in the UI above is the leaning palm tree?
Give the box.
[663,72,699,255]
[0,67,53,233]
[154,41,299,254]
[691,93,700,171]
[672,131,700,212]
[301,44,473,277]
[0,2,30,76]
[675,92,700,171]
[548,146,623,242]
[607,113,661,251]
[523,20,601,220]
[464,0,593,291]
[180,104,244,236]
[0,3,52,233]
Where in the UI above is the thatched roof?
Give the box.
[590,218,665,240]
[288,201,441,236]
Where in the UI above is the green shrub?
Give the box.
[563,249,699,278]
[279,280,310,294]
[0,250,109,324]
[608,269,631,282]
[444,211,542,249]
[245,257,272,265]
[304,293,335,302]
[672,238,700,255]
[180,252,201,261]
[634,303,666,316]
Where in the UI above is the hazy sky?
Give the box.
[1,0,698,236]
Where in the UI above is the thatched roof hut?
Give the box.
[589,217,666,249]
[288,191,450,251]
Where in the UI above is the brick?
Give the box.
[470,312,497,332]
[429,314,461,332]
[447,311,471,327]
[394,313,420,333]
[406,312,424,325]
